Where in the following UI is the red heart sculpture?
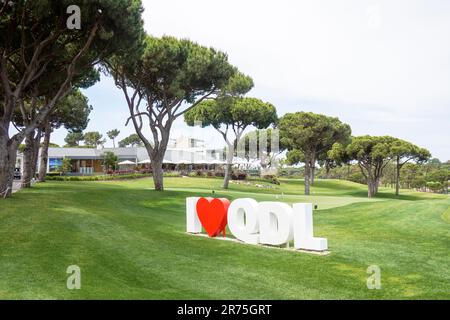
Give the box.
[196,197,230,237]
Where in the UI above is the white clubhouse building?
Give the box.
[40,136,225,175]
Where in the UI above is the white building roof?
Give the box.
[46,146,225,163]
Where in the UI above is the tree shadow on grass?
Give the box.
[281,179,436,201]
[346,189,447,201]
[17,180,445,206]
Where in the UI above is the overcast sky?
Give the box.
[51,0,450,160]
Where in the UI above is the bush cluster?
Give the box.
[261,174,280,185]
[45,173,151,181]
[231,171,248,180]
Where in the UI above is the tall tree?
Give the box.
[390,139,430,195]
[185,96,277,189]
[400,163,422,189]
[13,73,99,188]
[21,127,42,187]
[0,0,144,197]
[118,133,143,147]
[84,131,106,148]
[64,132,85,147]
[61,158,72,176]
[426,168,449,194]
[107,129,120,148]
[279,112,351,195]
[109,35,236,191]
[317,156,338,179]
[329,135,397,198]
[38,89,92,181]
[101,151,118,172]
[13,66,99,186]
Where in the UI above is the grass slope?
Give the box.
[0,177,449,299]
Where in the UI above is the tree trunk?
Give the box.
[31,129,41,179]
[369,183,376,198]
[375,177,380,194]
[140,128,170,192]
[38,121,51,182]
[395,157,400,196]
[0,160,11,198]
[152,158,164,191]
[22,131,36,188]
[0,136,20,198]
[223,143,234,189]
[304,157,311,195]
[367,178,375,198]
[325,161,331,179]
[308,154,315,186]
[22,129,41,188]
[366,170,377,198]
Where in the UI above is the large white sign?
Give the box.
[186,197,328,252]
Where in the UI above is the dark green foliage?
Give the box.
[329,135,397,197]
[61,158,72,175]
[51,89,92,132]
[185,93,277,189]
[83,131,106,148]
[118,134,143,147]
[107,129,120,148]
[279,112,351,195]
[64,132,85,147]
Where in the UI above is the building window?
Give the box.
[49,158,63,172]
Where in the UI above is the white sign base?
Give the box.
[185,232,330,255]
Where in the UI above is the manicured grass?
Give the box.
[0,177,449,299]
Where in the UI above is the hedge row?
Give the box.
[45,173,151,181]
[45,171,281,185]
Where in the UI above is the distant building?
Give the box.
[170,136,205,149]
[38,137,223,175]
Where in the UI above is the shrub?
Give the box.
[195,170,204,176]
[61,158,72,175]
[45,175,65,181]
[214,171,225,177]
[46,172,62,177]
[163,171,181,177]
[231,171,248,180]
[347,172,366,185]
[45,173,151,182]
[278,168,303,177]
[261,174,280,185]
[426,181,448,193]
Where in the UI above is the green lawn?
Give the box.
[0,177,449,299]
